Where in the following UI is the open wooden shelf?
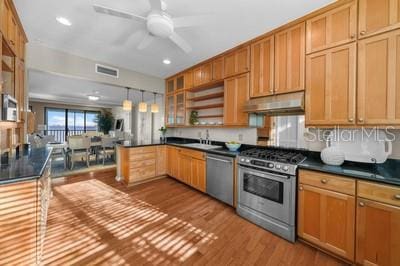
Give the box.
[2,38,14,57]
[187,80,224,93]
[187,103,224,110]
[187,92,224,102]
[2,60,13,72]
[197,115,224,119]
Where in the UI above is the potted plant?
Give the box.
[159,126,167,142]
[95,111,114,134]
[189,110,199,125]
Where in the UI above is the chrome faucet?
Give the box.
[205,129,210,145]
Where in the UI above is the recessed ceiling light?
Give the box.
[163,59,171,65]
[56,17,72,26]
[88,95,100,101]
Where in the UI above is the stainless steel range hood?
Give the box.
[243,91,305,116]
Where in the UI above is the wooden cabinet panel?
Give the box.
[184,70,193,89]
[224,51,236,78]
[202,62,212,84]
[193,66,202,87]
[250,35,274,98]
[7,5,16,52]
[359,0,400,39]
[129,165,156,182]
[298,184,355,261]
[165,94,175,126]
[178,152,191,184]
[1,0,10,40]
[167,146,179,177]
[358,181,400,207]
[224,73,249,126]
[356,198,400,266]
[275,22,305,94]
[166,78,175,94]
[224,46,250,78]
[358,29,400,125]
[156,146,167,176]
[212,57,224,81]
[306,1,357,53]
[175,92,185,125]
[305,43,356,126]
[191,158,206,192]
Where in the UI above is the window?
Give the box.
[45,108,100,142]
[270,115,306,149]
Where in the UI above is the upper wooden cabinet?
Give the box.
[212,57,224,81]
[306,1,357,54]
[193,62,212,87]
[274,22,306,94]
[359,0,400,39]
[250,35,274,98]
[176,71,192,91]
[305,43,356,126]
[224,45,250,78]
[224,73,249,126]
[166,78,175,94]
[165,94,175,126]
[357,29,400,125]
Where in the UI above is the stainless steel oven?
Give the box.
[237,164,297,242]
[2,94,18,121]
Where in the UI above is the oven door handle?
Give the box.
[238,165,291,180]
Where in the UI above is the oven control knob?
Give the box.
[268,163,274,168]
[282,166,289,172]
[240,158,245,162]
[245,159,250,163]
[275,164,281,170]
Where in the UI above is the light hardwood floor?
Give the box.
[43,169,347,265]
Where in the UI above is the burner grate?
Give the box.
[240,148,306,164]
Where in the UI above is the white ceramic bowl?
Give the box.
[321,147,345,166]
[225,143,241,152]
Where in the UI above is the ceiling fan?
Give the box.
[93,0,206,53]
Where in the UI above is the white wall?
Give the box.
[26,43,165,94]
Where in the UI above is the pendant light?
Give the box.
[151,92,159,113]
[139,90,147,113]
[122,87,132,111]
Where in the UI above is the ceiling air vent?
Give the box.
[95,64,119,78]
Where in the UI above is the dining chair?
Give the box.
[67,136,91,169]
[97,136,116,165]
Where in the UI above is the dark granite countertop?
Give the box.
[0,147,52,185]
[299,153,400,187]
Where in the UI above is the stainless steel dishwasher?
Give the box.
[206,154,234,206]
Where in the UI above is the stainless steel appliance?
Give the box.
[2,94,18,121]
[237,148,306,242]
[206,154,234,206]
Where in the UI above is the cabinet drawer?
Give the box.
[299,170,355,196]
[358,181,400,207]
[179,148,206,161]
[128,146,156,155]
[129,165,156,181]
[129,152,156,162]
[130,159,156,169]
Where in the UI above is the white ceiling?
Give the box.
[29,70,158,107]
[15,0,334,78]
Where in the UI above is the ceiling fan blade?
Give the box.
[137,33,156,50]
[93,4,146,23]
[169,32,192,53]
[148,0,162,10]
[173,15,211,28]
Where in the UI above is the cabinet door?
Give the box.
[15,59,25,115]
[1,0,10,39]
[275,22,306,94]
[359,0,400,39]
[8,10,17,52]
[167,146,178,177]
[175,92,185,125]
[176,74,185,91]
[306,1,357,53]
[201,62,212,84]
[156,146,167,176]
[184,70,193,89]
[191,158,206,192]
[356,198,400,266]
[165,94,175,126]
[236,46,250,74]
[306,43,356,126]
[224,51,236,78]
[358,29,400,125]
[250,35,274,98]
[298,184,355,261]
[224,73,249,126]
[178,153,191,184]
[166,78,175,94]
[212,57,224,81]
[193,66,202,87]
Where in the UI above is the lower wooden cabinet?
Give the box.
[190,158,206,192]
[356,181,400,266]
[156,146,167,176]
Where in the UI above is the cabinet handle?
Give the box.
[348,118,354,122]
[320,179,328,184]
[358,118,364,123]
[269,89,274,93]
[359,202,365,207]
[350,34,356,39]
[394,194,400,200]
[360,31,366,36]
[299,185,303,191]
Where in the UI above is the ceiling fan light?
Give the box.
[151,103,159,113]
[139,102,148,113]
[122,100,132,111]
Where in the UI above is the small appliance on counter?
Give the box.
[1,94,18,122]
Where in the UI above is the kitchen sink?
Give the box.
[181,143,222,150]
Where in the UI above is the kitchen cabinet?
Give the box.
[357,29,400,125]
[298,170,356,261]
[224,45,250,78]
[167,146,179,177]
[358,0,400,39]
[224,73,249,126]
[250,35,274,98]
[156,146,167,176]
[193,62,212,87]
[356,181,400,266]
[1,0,10,40]
[274,22,305,94]
[165,94,175,126]
[305,43,356,126]
[190,158,206,192]
[306,1,357,54]
[212,57,224,81]
[15,58,24,117]
[166,78,175,94]
[175,91,185,125]
[7,10,16,52]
